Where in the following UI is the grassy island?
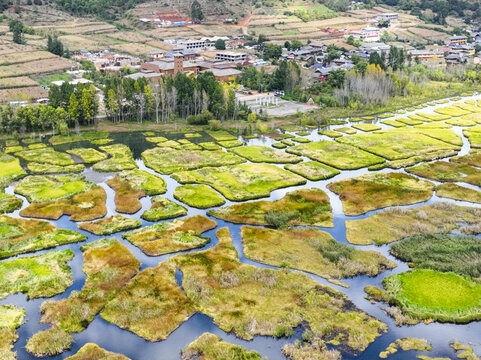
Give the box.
[66,343,130,360]
[93,144,137,172]
[66,148,108,163]
[0,305,25,360]
[229,145,301,163]
[327,173,434,216]
[285,161,340,181]
[174,184,225,209]
[78,215,141,235]
[141,196,187,221]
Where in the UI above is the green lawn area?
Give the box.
[286,141,384,170]
[172,163,306,201]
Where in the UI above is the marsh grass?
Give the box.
[208,188,333,227]
[217,140,243,148]
[0,191,22,213]
[93,144,137,172]
[327,173,434,216]
[0,305,25,360]
[463,126,481,148]
[286,141,384,170]
[319,130,343,138]
[181,333,263,360]
[141,196,187,221]
[143,147,244,175]
[0,215,86,258]
[174,185,225,209]
[78,215,141,235]
[0,249,74,299]
[27,239,140,357]
[0,154,26,187]
[66,148,108,163]
[241,227,396,279]
[106,170,166,214]
[172,163,306,201]
[285,161,340,181]
[123,215,217,255]
[229,145,301,164]
[451,150,481,167]
[435,183,481,204]
[199,142,222,150]
[27,162,85,174]
[16,147,74,166]
[345,202,481,245]
[379,338,432,359]
[352,124,381,132]
[407,161,481,186]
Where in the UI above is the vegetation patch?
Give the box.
[79,215,141,235]
[272,142,287,149]
[16,147,74,166]
[337,129,460,161]
[451,150,481,167]
[379,338,432,358]
[27,162,85,174]
[15,175,106,221]
[93,144,137,172]
[451,340,480,360]
[319,130,342,138]
[174,185,225,209]
[0,191,22,213]
[407,161,481,186]
[292,137,310,143]
[435,183,481,203]
[49,131,109,145]
[142,147,244,175]
[396,117,423,125]
[5,146,23,154]
[218,140,243,148]
[0,215,86,259]
[146,136,168,143]
[0,305,25,360]
[25,327,73,358]
[381,119,405,128]
[464,126,481,148]
[0,154,26,187]
[284,161,340,181]
[66,343,130,360]
[106,170,167,214]
[241,226,395,279]
[369,149,459,170]
[327,173,434,216]
[345,202,481,245]
[0,249,74,299]
[286,141,384,170]
[416,113,450,121]
[27,239,139,357]
[172,163,306,201]
[182,333,263,360]
[434,106,471,117]
[103,228,386,351]
[369,269,481,323]
[66,148,108,163]
[446,118,476,127]
[390,234,481,277]
[199,142,222,150]
[91,139,113,145]
[352,123,381,132]
[207,130,237,141]
[230,145,301,164]
[208,188,332,227]
[123,215,217,255]
[141,196,187,222]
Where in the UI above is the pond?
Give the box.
[2,94,481,360]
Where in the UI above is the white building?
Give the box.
[215,52,248,62]
[375,13,398,23]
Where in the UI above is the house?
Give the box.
[141,56,198,76]
[200,68,242,82]
[445,53,466,65]
[408,49,444,63]
[445,35,468,46]
[375,13,398,23]
[359,42,390,54]
[215,52,249,62]
[352,26,381,43]
[147,50,163,60]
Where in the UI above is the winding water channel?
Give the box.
[2,94,481,360]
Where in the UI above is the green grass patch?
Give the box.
[327,173,434,216]
[15,175,92,202]
[284,161,339,181]
[0,191,22,213]
[5,146,23,154]
[182,333,262,360]
[379,269,481,323]
[281,140,295,146]
[391,234,481,277]
[229,145,300,164]
[66,148,108,163]
[292,137,310,143]
[146,136,168,143]
[0,154,26,187]
[241,226,395,280]
[78,215,141,235]
[27,238,140,357]
[172,163,306,201]
[352,123,382,132]
[198,142,222,150]
[319,130,342,138]
[379,338,432,359]
[335,127,356,134]
[93,144,137,172]
[414,122,451,129]
[0,215,85,258]
[185,133,201,138]
[141,195,187,221]
[218,140,243,148]
[0,305,25,360]
[416,113,451,121]
[16,147,74,166]
[174,185,225,209]
[464,125,481,148]
[207,130,237,141]
[407,161,481,186]
[27,162,85,174]
[287,141,384,170]
[90,139,113,145]
[123,215,216,255]
[381,119,405,128]
[49,131,109,145]
[345,202,481,245]
[434,106,471,117]
[397,118,423,125]
[208,188,332,227]
[337,128,460,161]
[143,147,244,175]
[446,118,476,127]
[451,149,481,167]
[272,142,287,149]
[0,249,73,299]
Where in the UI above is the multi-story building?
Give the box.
[375,13,398,23]
[215,52,249,62]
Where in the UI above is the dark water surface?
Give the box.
[2,96,481,359]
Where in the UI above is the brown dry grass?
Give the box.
[0,86,47,103]
[106,177,145,214]
[0,76,39,90]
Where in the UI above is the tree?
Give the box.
[263,43,282,60]
[327,69,345,88]
[215,38,226,50]
[80,88,94,126]
[9,19,23,44]
[67,93,80,125]
[291,39,303,51]
[47,35,64,56]
[191,0,204,24]
[284,41,291,50]
[106,89,118,122]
